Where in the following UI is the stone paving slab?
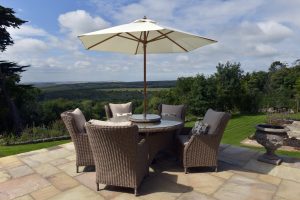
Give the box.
[0,142,300,200]
[276,179,300,200]
[8,165,34,178]
[213,174,277,200]
[30,186,60,200]
[0,174,50,199]
[219,145,259,167]
[47,185,103,200]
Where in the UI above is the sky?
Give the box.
[0,0,300,83]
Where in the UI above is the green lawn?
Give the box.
[0,140,70,157]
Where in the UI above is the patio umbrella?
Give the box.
[78,17,216,118]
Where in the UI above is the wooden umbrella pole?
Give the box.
[143,31,147,118]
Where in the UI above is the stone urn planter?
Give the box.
[255,124,288,165]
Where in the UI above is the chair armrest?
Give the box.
[185,134,219,153]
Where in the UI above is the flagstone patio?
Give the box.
[1,143,300,200]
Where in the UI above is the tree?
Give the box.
[188,75,217,115]
[0,61,29,134]
[0,5,26,52]
[240,71,268,113]
[0,6,27,135]
[268,61,287,73]
[215,62,243,111]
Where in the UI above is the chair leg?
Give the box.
[76,165,79,173]
[96,183,100,191]
[184,167,188,174]
[134,187,138,196]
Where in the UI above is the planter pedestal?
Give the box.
[255,124,288,165]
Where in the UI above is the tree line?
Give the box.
[149,61,300,116]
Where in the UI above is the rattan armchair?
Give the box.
[177,109,231,173]
[85,122,149,195]
[61,110,94,173]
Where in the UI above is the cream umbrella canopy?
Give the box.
[78,17,216,118]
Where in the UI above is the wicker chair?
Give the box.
[85,122,149,195]
[104,102,132,119]
[177,109,231,173]
[61,110,94,173]
[158,104,187,121]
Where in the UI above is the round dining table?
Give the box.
[109,114,184,163]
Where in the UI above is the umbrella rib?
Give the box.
[126,32,143,42]
[147,31,174,43]
[87,33,121,49]
[135,32,143,55]
[156,30,188,52]
[117,34,139,42]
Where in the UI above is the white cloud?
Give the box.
[8,25,48,39]
[74,60,91,68]
[58,10,110,37]
[5,38,48,54]
[253,44,278,57]
[257,21,293,41]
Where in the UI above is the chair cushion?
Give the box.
[177,135,190,145]
[190,121,209,135]
[109,102,132,117]
[203,109,226,135]
[70,108,86,133]
[161,104,184,119]
[89,119,132,126]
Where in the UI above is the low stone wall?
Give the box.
[4,135,71,146]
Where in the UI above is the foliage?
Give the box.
[150,61,300,116]
[1,120,69,145]
[0,6,33,136]
[0,5,26,52]
[0,61,38,135]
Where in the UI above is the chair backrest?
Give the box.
[203,109,231,137]
[85,123,139,181]
[105,102,132,119]
[61,110,84,140]
[158,104,186,121]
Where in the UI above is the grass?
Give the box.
[186,113,300,158]
[0,139,70,157]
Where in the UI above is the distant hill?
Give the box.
[38,80,176,101]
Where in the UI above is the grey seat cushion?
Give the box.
[70,108,86,133]
[109,102,132,118]
[161,104,185,119]
[203,109,226,135]
[177,135,190,145]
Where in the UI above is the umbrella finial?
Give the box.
[143,16,147,19]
